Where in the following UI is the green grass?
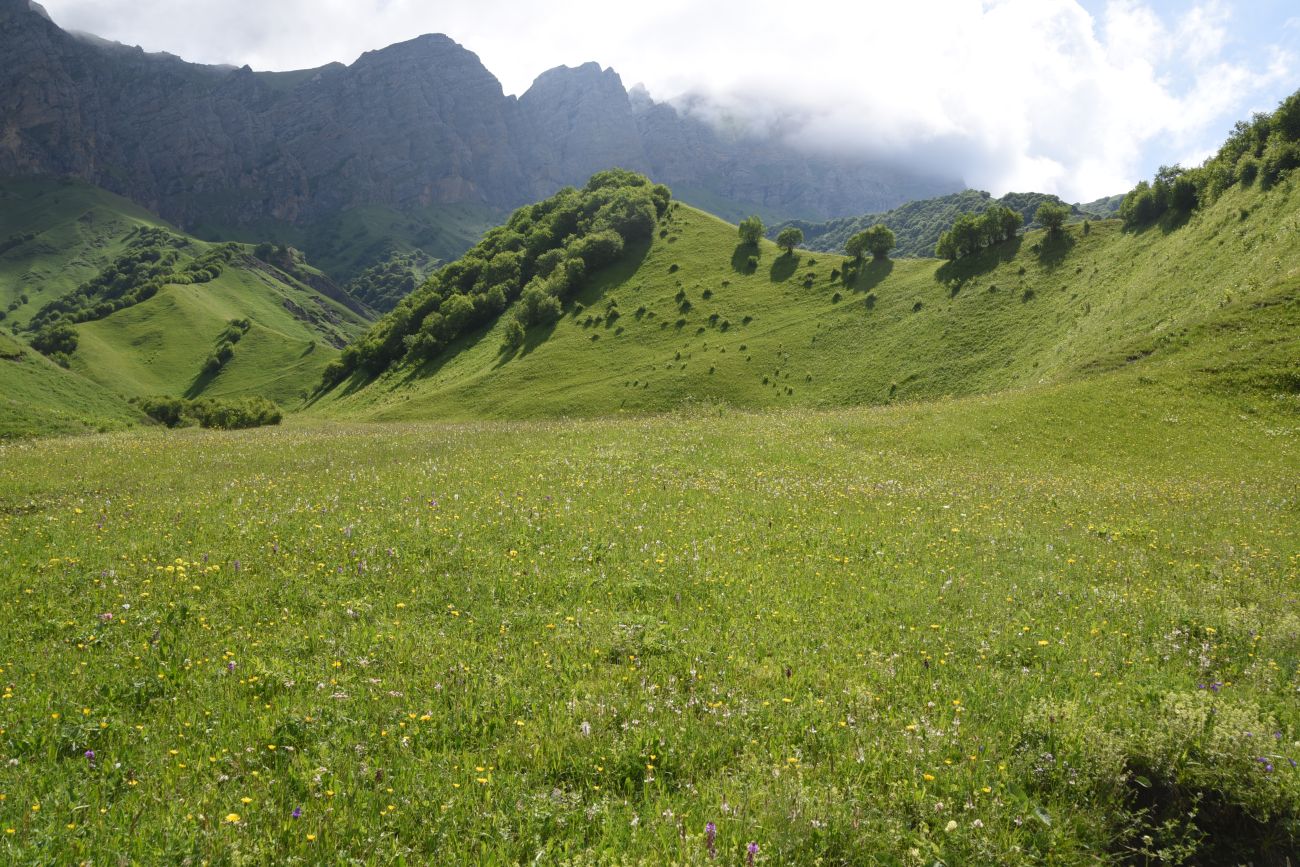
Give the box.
[0,177,169,330]
[71,262,370,407]
[0,177,376,421]
[0,333,143,438]
[314,177,1300,422]
[0,358,1296,862]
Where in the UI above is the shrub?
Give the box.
[501,318,526,352]
[31,322,78,357]
[134,396,282,430]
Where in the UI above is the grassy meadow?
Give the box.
[1,363,1297,863]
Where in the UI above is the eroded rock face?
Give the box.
[0,0,960,231]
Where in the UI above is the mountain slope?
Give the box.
[311,173,1300,421]
[0,331,142,437]
[3,177,373,411]
[0,176,169,330]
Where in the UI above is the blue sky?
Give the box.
[38,0,1300,201]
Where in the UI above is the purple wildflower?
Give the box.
[292,807,302,819]
[747,842,759,866]
[705,822,716,858]
[84,749,95,763]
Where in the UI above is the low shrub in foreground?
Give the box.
[133,395,282,430]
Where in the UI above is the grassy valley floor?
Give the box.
[0,366,1296,863]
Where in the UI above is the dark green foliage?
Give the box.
[202,319,253,376]
[345,250,439,312]
[738,216,764,246]
[935,205,1023,260]
[861,225,897,261]
[30,322,78,360]
[1035,202,1070,235]
[1120,88,1300,229]
[784,190,1067,259]
[501,318,526,353]
[776,227,804,254]
[326,171,669,384]
[134,395,282,430]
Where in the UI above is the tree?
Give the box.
[1035,202,1070,236]
[738,216,764,246]
[862,225,896,261]
[776,227,803,255]
[844,231,869,261]
[501,318,525,353]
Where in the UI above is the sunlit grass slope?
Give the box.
[315,178,1299,421]
[0,359,1296,862]
[0,332,141,438]
[0,178,375,414]
[0,177,169,330]
[71,261,370,407]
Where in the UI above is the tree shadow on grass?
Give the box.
[934,236,1023,285]
[769,251,799,283]
[183,367,218,400]
[845,258,894,293]
[1036,232,1076,270]
[731,243,760,275]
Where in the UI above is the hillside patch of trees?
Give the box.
[1120,88,1300,229]
[935,206,1024,261]
[321,170,671,387]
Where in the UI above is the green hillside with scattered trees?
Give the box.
[313,163,1298,425]
[0,179,376,427]
[776,190,1086,258]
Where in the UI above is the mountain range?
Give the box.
[0,0,958,268]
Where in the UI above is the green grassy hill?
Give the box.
[0,332,142,438]
[1,178,376,428]
[0,177,170,330]
[312,175,1299,422]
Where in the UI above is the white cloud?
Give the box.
[35,0,1297,201]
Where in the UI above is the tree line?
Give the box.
[1119,89,1300,229]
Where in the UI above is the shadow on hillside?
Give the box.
[934,236,1023,285]
[731,243,760,275]
[301,366,373,406]
[846,258,894,293]
[183,368,218,400]
[769,251,799,283]
[1036,232,1076,270]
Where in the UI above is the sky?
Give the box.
[36,0,1300,202]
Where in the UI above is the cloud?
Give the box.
[36,0,1297,201]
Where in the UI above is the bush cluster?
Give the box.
[134,395,282,430]
[202,318,252,376]
[1120,88,1300,229]
[321,170,670,387]
[935,205,1025,260]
